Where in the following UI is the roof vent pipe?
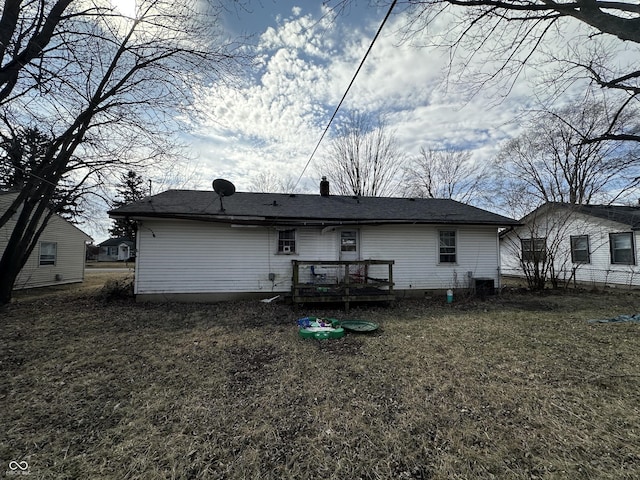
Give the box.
[320,176,330,197]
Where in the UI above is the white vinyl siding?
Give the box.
[360,225,499,290]
[134,220,503,295]
[136,221,276,294]
[0,193,91,289]
[135,221,337,295]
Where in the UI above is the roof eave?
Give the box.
[111,211,518,228]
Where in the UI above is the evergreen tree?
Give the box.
[109,171,147,241]
[0,127,83,222]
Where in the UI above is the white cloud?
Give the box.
[188,7,598,193]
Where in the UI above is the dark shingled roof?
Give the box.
[109,190,518,227]
[98,237,134,247]
[538,203,640,230]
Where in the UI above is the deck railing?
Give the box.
[291,259,394,311]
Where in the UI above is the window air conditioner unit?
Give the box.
[283,245,291,254]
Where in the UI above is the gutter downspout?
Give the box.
[134,222,141,295]
[497,229,502,292]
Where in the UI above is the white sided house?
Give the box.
[98,237,135,261]
[501,202,640,288]
[0,191,92,289]
[109,182,519,303]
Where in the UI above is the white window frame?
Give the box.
[438,230,457,264]
[39,241,57,266]
[277,229,297,254]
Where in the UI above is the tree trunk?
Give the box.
[0,188,56,306]
[0,249,26,305]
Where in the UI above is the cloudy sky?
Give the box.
[182,0,539,195]
[95,0,624,242]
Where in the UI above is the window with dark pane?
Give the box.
[521,238,546,262]
[610,232,635,265]
[340,231,357,252]
[570,235,590,263]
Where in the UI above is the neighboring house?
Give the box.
[86,243,99,261]
[0,191,92,290]
[109,181,518,302]
[98,237,135,261]
[501,202,640,287]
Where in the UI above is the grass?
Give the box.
[85,261,133,269]
[1,274,639,479]
[11,271,132,303]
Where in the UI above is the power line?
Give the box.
[0,158,59,188]
[293,0,398,190]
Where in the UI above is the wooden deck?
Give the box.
[291,260,394,311]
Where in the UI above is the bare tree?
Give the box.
[402,1,640,44]
[389,0,640,142]
[320,112,405,197]
[501,203,615,290]
[495,100,640,207]
[247,170,299,193]
[0,0,243,305]
[502,207,571,290]
[403,147,489,203]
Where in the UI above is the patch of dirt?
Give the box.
[225,344,286,390]
[314,335,364,356]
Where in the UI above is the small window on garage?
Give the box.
[40,241,57,266]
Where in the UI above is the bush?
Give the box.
[99,276,134,301]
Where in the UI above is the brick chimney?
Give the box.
[320,176,330,196]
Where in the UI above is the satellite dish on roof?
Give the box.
[212,178,236,212]
[213,178,236,197]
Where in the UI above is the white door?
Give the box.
[118,244,130,260]
[340,230,362,282]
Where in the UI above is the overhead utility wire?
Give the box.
[0,158,59,188]
[293,0,398,190]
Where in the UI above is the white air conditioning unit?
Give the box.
[282,245,291,254]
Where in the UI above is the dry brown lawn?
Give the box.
[85,261,133,269]
[1,273,639,479]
